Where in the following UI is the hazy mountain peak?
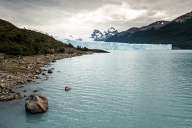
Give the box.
[91,27,118,41]
[107,27,118,33]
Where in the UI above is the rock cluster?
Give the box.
[0,53,96,102]
[0,85,21,101]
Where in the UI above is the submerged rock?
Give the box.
[47,69,53,74]
[52,59,56,63]
[33,90,39,93]
[65,86,71,92]
[14,93,22,99]
[42,72,46,76]
[25,95,48,114]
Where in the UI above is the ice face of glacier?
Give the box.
[63,39,172,51]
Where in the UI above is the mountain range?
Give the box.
[104,11,192,49]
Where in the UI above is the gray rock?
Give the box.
[33,90,39,93]
[47,69,53,74]
[65,86,71,92]
[52,60,56,63]
[25,95,48,114]
[14,93,22,99]
[42,72,46,76]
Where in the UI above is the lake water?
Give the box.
[1,43,192,128]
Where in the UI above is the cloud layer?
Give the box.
[0,0,192,39]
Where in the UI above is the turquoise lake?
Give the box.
[0,43,192,128]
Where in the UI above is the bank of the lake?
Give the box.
[0,49,108,101]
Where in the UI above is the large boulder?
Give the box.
[25,95,48,114]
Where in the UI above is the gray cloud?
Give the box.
[0,0,192,39]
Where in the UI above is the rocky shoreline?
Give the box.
[0,51,95,101]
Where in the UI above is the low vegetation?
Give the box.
[0,19,80,55]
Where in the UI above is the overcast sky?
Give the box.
[0,0,192,39]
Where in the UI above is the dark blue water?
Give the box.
[1,50,192,128]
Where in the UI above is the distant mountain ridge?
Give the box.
[115,20,170,37]
[104,11,192,49]
[138,21,170,31]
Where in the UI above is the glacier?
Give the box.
[63,39,172,51]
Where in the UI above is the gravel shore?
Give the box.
[0,51,91,101]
